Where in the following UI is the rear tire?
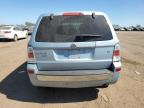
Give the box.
[101,84,109,88]
[14,35,18,41]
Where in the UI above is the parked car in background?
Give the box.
[113,25,121,31]
[126,27,132,31]
[139,27,144,31]
[119,27,125,31]
[0,26,28,41]
[22,26,29,31]
[123,27,128,31]
[27,11,121,88]
[132,27,140,31]
[113,25,144,31]
[141,27,144,31]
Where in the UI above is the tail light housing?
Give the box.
[4,31,11,33]
[113,43,121,72]
[27,47,35,63]
[113,44,120,62]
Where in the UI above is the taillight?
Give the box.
[63,12,84,16]
[114,50,119,56]
[112,43,121,72]
[28,51,34,58]
[4,31,11,33]
[113,44,120,62]
[27,47,35,63]
[115,67,121,72]
[27,69,34,74]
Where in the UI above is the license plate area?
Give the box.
[54,48,94,60]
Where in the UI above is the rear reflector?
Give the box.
[115,67,121,72]
[27,69,34,74]
[111,62,122,72]
[63,12,84,16]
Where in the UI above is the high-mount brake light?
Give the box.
[63,12,84,16]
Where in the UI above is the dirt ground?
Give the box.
[0,32,144,108]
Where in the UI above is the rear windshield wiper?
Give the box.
[75,34,102,37]
[74,34,102,42]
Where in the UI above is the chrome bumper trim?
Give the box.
[37,73,113,82]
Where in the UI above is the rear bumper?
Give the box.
[0,35,12,39]
[37,74,112,82]
[0,35,6,39]
[27,63,119,88]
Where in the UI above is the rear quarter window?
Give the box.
[35,15,113,42]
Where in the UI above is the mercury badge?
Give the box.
[70,43,77,49]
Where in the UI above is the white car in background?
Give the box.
[0,26,28,41]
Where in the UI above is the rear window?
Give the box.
[0,26,11,30]
[35,15,113,42]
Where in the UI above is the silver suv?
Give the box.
[27,11,121,88]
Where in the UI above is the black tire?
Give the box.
[101,84,109,88]
[14,35,18,41]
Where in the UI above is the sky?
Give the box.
[0,0,144,26]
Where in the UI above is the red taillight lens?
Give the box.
[4,31,11,33]
[28,52,34,59]
[114,50,120,56]
[115,67,121,72]
[63,12,84,16]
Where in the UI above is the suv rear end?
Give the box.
[0,26,13,39]
[27,11,121,88]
